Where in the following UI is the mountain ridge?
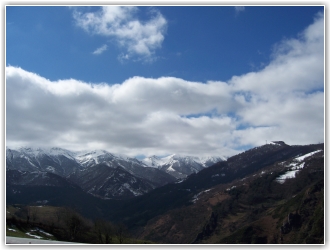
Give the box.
[6,146,225,198]
[6,146,226,179]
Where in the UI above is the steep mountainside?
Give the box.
[6,169,76,188]
[138,146,324,244]
[67,164,156,199]
[100,143,323,230]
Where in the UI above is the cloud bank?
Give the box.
[6,13,324,157]
[73,6,167,61]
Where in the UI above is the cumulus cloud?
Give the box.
[73,6,167,61]
[92,44,108,55]
[230,13,323,95]
[228,12,324,147]
[5,66,237,157]
[6,12,324,157]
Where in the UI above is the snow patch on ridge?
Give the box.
[276,149,322,184]
[294,150,322,162]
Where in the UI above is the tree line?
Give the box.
[6,205,150,244]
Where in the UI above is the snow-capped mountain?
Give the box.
[74,150,142,168]
[72,149,176,187]
[5,147,176,199]
[6,147,82,176]
[6,146,226,198]
[142,155,167,168]
[6,147,224,181]
[142,154,226,179]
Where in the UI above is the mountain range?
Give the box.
[6,141,324,244]
[6,147,225,199]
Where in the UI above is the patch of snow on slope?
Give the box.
[37,229,53,237]
[191,189,212,203]
[167,165,176,172]
[226,186,236,191]
[292,162,305,170]
[21,155,38,168]
[294,150,322,162]
[122,183,143,196]
[276,158,312,184]
[46,166,56,172]
[276,170,299,184]
[26,232,43,239]
[276,150,322,184]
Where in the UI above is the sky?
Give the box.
[5,5,325,158]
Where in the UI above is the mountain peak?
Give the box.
[142,154,226,179]
[269,141,287,146]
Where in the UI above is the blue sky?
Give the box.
[6,5,325,157]
[6,6,322,84]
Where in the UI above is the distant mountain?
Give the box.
[67,164,156,199]
[142,154,226,179]
[5,147,177,199]
[6,147,82,177]
[74,150,176,186]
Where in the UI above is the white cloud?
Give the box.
[228,12,324,146]
[73,6,167,61]
[92,44,107,55]
[6,12,324,157]
[5,66,237,157]
[235,20,322,88]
